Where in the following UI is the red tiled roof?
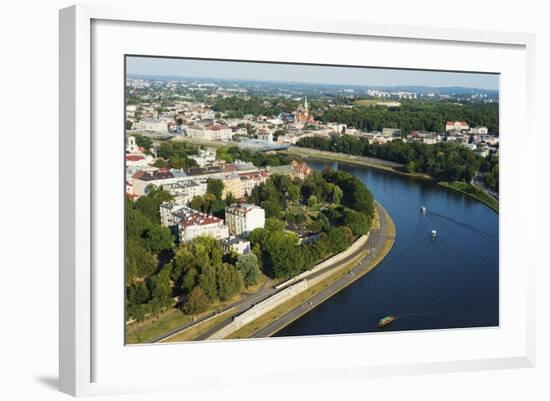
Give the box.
[179,214,222,227]
[126,155,145,162]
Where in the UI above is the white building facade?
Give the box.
[225,204,265,237]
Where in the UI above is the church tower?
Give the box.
[304,96,309,116]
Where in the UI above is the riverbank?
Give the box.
[224,202,396,339]
[438,181,499,213]
[284,146,499,214]
[281,146,431,180]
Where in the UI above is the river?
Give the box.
[274,159,499,337]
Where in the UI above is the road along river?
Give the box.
[274,159,499,337]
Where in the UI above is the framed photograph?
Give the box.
[59,4,536,397]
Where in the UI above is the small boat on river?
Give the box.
[378,315,396,328]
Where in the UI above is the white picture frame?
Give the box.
[59,4,536,397]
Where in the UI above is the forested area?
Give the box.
[247,170,374,278]
[296,135,484,182]
[212,96,300,118]
[319,101,499,135]
[216,146,292,167]
[481,153,499,192]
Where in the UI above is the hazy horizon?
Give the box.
[126,56,499,91]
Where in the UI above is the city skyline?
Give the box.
[126,56,499,91]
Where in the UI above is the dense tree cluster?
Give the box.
[247,170,374,278]
[125,189,176,321]
[216,146,291,167]
[190,181,236,218]
[212,96,300,118]
[126,190,252,321]
[481,154,499,192]
[154,141,198,169]
[171,236,243,309]
[320,100,499,135]
[297,135,484,182]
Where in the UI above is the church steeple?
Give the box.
[304,96,308,114]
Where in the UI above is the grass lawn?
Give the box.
[126,309,192,344]
[438,181,499,213]
[126,273,271,344]
[161,308,235,343]
[354,99,399,107]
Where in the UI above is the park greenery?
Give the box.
[216,146,292,167]
[125,166,376,323]
[247,170,374,278]
[296,135,486,183]
[320,100,499,135]
[212,96,300,118]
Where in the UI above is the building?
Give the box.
[294,97,315,124]
[408,131,441,145]
[290,160,312,180]
[189,149,216,167]
[239,171,270,198]
[220,174,242,199]
[382,128,401,138]
[126,154,149,168]
[131,169,178,195]
[470,126,489,135]
[160,203,229,242]
[186,123,233,141]
[446,121,470,132]
[257,130,273,143]
[220,237,251,255]
[126,135,140,153]
[134,118,169,132]
[166,179,207,205]
[225,204,265,237]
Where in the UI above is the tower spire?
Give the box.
[304,96,308,114]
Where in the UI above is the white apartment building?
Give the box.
[257,131,273,143]
[167,179,207,205]
[189,149,216,167]
[134,118,170,132]
[186,124,233,141]
[470,126,489,135]
[221,237,251,255]
[225,204,265,237]
[160,203,229,243]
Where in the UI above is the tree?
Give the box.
[262,231,303,278]
[405,160,416,174]
[327,226,352,253]
[307,195,318,208]
[216,264,244,301]
[126,239,158,281]
[199,265,218,300]
[148,266,173,315]
[207,179,224,200]
[236,253,261,287]
[127,281,150,305]
[142,224,174,253]
[183,287,210,315]
[261,198,281,218]
[343,210,371,237]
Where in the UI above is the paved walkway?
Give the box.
[154,202,394,342]
[251,202,395,338]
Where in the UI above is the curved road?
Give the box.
[156,202,393,342]
[251,202,395,338]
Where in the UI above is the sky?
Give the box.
[126,56,499,91]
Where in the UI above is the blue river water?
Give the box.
[274,159,499,337]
